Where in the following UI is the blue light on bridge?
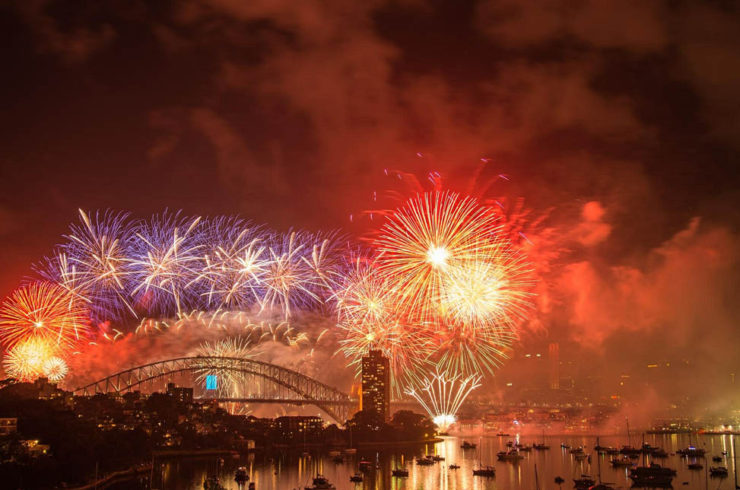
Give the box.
[206,375,218,390]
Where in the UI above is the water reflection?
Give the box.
[130,434,739,490]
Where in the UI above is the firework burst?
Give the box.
[128,212,204,315]
[374,191,502,320]
[42,356,69,382]
[2,338,56,381]
[405,368,482,432]
[63,209,135,320]
[0,282,90,350]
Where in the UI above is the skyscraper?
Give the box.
[361,349,390,421]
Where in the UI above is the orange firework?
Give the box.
[0,282,90,350]
[2,338,56,381]
[374,191,502,321]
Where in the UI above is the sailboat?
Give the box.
[590,445,615,490]
[620,419,641,456]
[473,437,496,477]
[533,430,550,450]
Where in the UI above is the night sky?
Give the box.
[1,1,739,406]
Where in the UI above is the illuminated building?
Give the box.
[361,349,390,421]
[275,416,323,440]
[166,383,193,404]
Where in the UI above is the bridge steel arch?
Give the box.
[73,356,355,422]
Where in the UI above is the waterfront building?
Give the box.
[361,349,390,421]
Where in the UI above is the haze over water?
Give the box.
[134,434,738,490]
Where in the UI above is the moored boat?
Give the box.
[629,463,675,487]
[472,466,496,477]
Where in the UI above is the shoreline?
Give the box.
[153,448,241,458]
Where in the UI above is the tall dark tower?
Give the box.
[361,349,390,421]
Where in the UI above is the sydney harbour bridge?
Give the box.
[73,356,413,423]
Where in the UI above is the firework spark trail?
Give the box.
[405,368,482,431]
[0,282,90,350]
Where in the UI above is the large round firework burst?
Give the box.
[0,281,90,350]
[42,356,69,382]
[2,338,56,381]
[374,191,502,321]
[439,256,534,329]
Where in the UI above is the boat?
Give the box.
[349,473,363,482]
[234,467,249,483]
[573,475,595,489]
[610,456,633,467]
[515,443,532,452]
[712,455,723,462]
[533,442,550,450]
[620,420,641,456]
[305,475,336,490]
[688,462,703,470]
[570,446,585,454]
[391,468,409,477]
[709,466,728,478]
[652,448,669,458]
[460,440,477,449]
[358,459,373,471]
[628,463,676,487]
[677,445,706,457]
[472,466,496,477]
[473,438,496,477]
[449,464,460,469]
[620,445,641,456]
[431,455,445,461]
[497,449,524,462]
[591,440,616,490]
[605,447,620,455]
[416,456,435,466]
[496,432,510,437]
[561,443,571,449]
[203,476,226,490]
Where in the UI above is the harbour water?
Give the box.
[128,433,738,489]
